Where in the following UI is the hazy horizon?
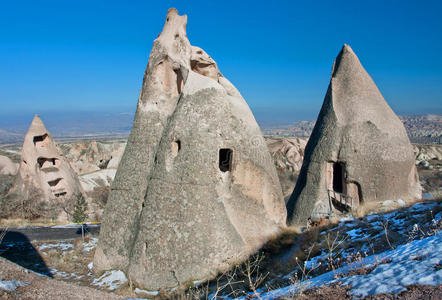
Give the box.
[0,110,440,138]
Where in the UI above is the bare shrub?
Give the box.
[88,186,110,209]
[0,185,65,222]
[0,174,14,195]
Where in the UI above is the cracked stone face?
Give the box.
[94,8,286,291]
[286,45,421,226]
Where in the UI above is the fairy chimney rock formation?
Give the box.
[94,8,286,291]
[287,45,421,226]
[15,115,83,221]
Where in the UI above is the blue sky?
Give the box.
[1,0,441,124]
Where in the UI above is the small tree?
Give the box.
[72,193,88,223]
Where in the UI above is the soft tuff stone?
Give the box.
[286,45,421,226]
[14,115,84,222]
[94,8,286,291]
[0,155,18,176]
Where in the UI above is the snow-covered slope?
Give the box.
[250,234,441,298]
[236,200,442,299]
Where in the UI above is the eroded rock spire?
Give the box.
[14,114,84,222]
[286,45,421,226]
[94,9,286,291]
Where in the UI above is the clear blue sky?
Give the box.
[1,0,441,124]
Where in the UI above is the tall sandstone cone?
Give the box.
[15,115,83,221]
[287,45,421,226]
[94,8,286,290]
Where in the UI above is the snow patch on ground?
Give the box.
[38,242,74,251]
[134,287,159,297]
[248,234,441,299]
[92,270,127,291]
[341,234,442,297]
[47,266,85,280]
[82,237,98,252]
[0,278,28,291]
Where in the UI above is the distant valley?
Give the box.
[263,114,441,144]
[2,113,439,145]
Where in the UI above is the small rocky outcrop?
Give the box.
[414,144,442,167]
[267,138,307,175]
[60,140,126,195]
[287,45,421,226]
[267,138,307,198]
[14,115,84,221]
[94,8,286,291]
[62,140,126,175]
[0,155,18,175]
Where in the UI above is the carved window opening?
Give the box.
[37,157,57,168]
[219,148,233,172]
[48,178,63,187]
[33,133,48,146]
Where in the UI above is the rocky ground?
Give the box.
[0,256,122,299]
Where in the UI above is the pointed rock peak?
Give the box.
[153,8,191,71]
[342,43,353,51]
[167,7,178,16]
[29,114,47,132]
[331,44,364,78]
[32,114,41,122]
[159,8,188,42]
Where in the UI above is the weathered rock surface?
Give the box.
[267,138,307,198]
[267,138,307,175]
[14,115,84,221]
[61,140,126,175]
[0,155,18,175]
[287,45,421,226]
[59,140,126,194]
[414,144,442,165]
[94,8,286,291]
